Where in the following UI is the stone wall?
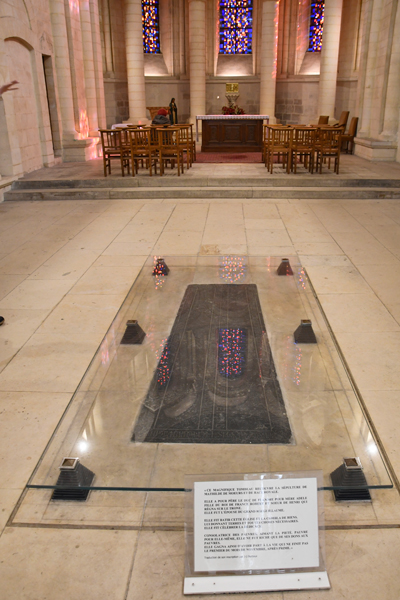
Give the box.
[0,0,55,177]
[4,39,43,174]
[145,79,190,123]
[335,78,358,122]
[206,79,260,115]
[104,80,129,126]
[275,80,319,124]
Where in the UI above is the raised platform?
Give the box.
[4,156,400,201]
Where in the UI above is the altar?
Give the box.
[196,115,269,153]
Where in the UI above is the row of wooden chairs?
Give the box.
[99,125,196,177]
[263,125,344,175]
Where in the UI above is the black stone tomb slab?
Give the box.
[133,284,292,444]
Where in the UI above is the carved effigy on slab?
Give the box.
[133,284,291,444]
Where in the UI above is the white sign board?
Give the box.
[194,478,319,573]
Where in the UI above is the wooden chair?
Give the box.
[149,126,160,154]
[158,127,185,176]
[187,123,196,162]
[341,117,358,154]
[318,115,329,125]
[128,128,158,176]
[176,125,193,168]
[290,127,317,173]
[262,124,272,166]
[334,111,349,129]
[265,126,292,174]
[99,129,130,177]
[315,128,342,174]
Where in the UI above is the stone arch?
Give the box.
[4,36,34,52]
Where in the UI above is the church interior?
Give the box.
[1,0,400,598]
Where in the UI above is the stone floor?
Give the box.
[1,156,400,598]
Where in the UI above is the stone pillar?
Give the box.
[101,0,114,75]
[125,0,148,124]
[80,0,99,135]
[379,1,400,141]
[188,0,206,124]
[354,0,398,160]
[317,0,344,119]
[49,0,77,139]
[356,0,383,138]
[89,0,107,129]
[259,0,280,123]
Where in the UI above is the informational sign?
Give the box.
[194,478,319,573]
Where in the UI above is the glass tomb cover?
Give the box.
[16,256,393,528]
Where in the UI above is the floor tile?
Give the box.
[37,294,124,341]
[0,333,99,393]
[245,218,286,230]
[0,527,138,600]
[246,229,293,246]
[294,242,344,255]
[126,530,284,600]
[282,529,400,600]
[334,331,400,391]
[332,231,399,265]
[0,308,50,372]
[0,274,26,301]
[28,245,100,281]
[0,392,70,488]
[70,265,141,295]
[318,293,400,332]
[153,230,203,255]
[305,265,372,294]
[0,279,73,310]
[0,489,22,533]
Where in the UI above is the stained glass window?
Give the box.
[142,0,160,53]
[308,1,324,52]
[219,0,253,54]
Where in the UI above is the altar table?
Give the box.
[196,115,269,152]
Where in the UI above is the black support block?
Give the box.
[330,458,372,502]
[120,320,146,345]
[294,319,317,343]
[277,258,293,276]
[51,458,95,502]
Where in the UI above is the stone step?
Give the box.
[9,177,400,189]
[4,186,400,201]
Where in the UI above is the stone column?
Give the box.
[354,0,397,160]
[101,0,114,75]
[259,0,280,123]
[188,0,206,124]
[89,0,107,129]
[355,0,376,138]
[378,0,400,140]
[80,0,99,135]
[49,0,77,138]
[125,0,148,124]
[317,0,344,119]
